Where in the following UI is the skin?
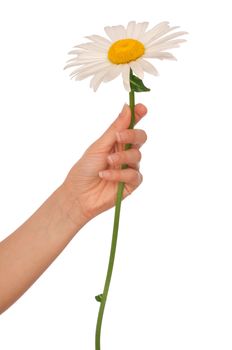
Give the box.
[0,103,148,315]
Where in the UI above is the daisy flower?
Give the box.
[64,21,188,350]
[64,21,188,92]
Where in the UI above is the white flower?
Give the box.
[64,21,188,92]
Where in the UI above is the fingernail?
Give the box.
[107,153,119,164]
[99,171,108,178]
[116,132,122,142]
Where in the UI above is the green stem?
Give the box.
[95,72,135,350]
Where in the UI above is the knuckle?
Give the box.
[134,171,143,184]
[143,130,148,142]
[108,152,121,165]
[133,170,141,182]
[134,149,142,161]
[121,129,131,142]
[113,170,120,181]
[125,185,133,196]
[138,130,147,144]
[126,129,132,138]
[115,152,122,163]
[123,150,131,163]
[130,130,137,143]
[108,170,117,180]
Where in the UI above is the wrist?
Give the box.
[57,182,90,232]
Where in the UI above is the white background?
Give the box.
[0,0,232,349]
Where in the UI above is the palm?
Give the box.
[65,144,125,220]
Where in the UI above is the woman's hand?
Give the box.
[62,103,148,225]
[0,103,148,314]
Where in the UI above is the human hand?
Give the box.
[62,103,148,226]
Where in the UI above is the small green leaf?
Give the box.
[95,293,103,302]
[130,70,150,92]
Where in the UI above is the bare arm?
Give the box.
[0,103,147,315]
[0,185,87,314]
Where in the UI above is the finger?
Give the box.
[116,129,147,147]
[134,103,148,126]
[94,103,148,151]
[99,168,143,188]
[110,103,147,130]
[107,148,142,168]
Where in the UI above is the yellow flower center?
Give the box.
[108,38,145,64]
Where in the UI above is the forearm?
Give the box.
[0,184,87,315]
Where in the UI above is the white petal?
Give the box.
[130,23,141,38]
[76,52,107,59]
[90,68,111,91]
[85,35,111,47]
[65,56,82,63]
[137,22,149,40]
[147,31,188,47]
[147,39,187,51]
[139,58,159,76]
[75,42,107,53]
[126,21,136,37]
[64,57,105,69]
[68,49,85,55]
[122,64,130,91]
[114,25,127,39]
[71,62,111,80]
[145,26,180,45]
[103,64,122,82]
[70,60,107,74]
[129,60,144,80]
[64,58,76,65]
[104,25,126,41]
[132,22,149,39]
[142,21,170,44]
[144,51,177,60]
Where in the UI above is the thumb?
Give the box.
[93,103,131,151]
